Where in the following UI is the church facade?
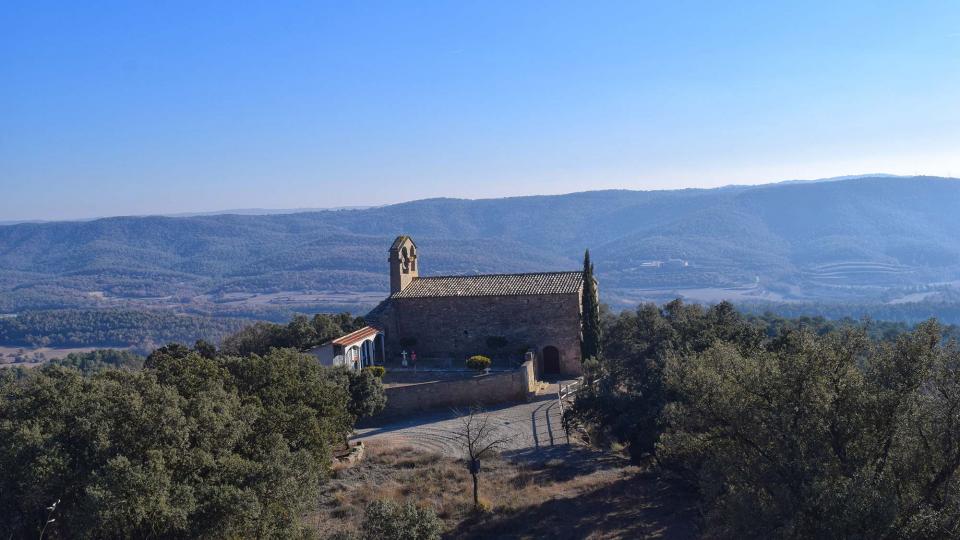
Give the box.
[368,236,590,376]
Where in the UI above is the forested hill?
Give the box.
[3,175,960,318]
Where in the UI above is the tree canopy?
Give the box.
[0,342,384,538]
[48,348,144,373]
[219,312,364,357]
[580,249,601,362]
[570,300,960,538]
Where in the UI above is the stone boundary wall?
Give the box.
[368,360,538,423]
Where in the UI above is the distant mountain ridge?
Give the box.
[2,175,959,317]
[0,174,905,225]
[0,206,375,226]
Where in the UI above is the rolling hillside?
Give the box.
[3,176,960,319]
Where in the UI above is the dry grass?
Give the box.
[308,440,698,539]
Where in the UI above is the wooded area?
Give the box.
[569,301,960,538]
[0,340,385,538]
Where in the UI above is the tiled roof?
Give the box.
[331,326,380,346]
[391,271,584,299]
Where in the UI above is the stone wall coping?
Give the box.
[382,367,517,373]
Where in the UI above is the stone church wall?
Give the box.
[382,293,583,375]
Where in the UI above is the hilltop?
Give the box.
[2,175,960,320]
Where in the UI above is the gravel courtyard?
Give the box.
[353,381,574,458]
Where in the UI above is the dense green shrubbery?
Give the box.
[0,342,385,538]
[337,367,387,420]
[466,355,491,371]
[48,349,144,373]
[360,500,442,540]
[220,312,364,356]
[569,300,755,460]
[365,365,386,378]
[569,300,960,538]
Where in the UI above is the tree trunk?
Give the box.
[471,472,479,508]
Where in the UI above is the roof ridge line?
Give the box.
[414,270,582,280]
[330,325,380,345]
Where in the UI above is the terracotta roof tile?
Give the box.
[392,271,584,299]
[331,325,380,346]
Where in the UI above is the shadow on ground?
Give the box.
[448,468,700,540]
[502,445,629,483]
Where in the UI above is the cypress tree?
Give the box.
[581,249,602,361]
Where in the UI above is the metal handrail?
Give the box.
[557,377,584,416]
[557,377,585,443]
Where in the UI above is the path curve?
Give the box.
[354,390,569,458]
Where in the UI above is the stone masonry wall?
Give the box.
[382,293,583,375]
[369,360,539,422]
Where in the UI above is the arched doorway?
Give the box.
[360,339,372,368]
[543,346,561,375]
[347,345,361,370]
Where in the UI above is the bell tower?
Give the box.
[389,235,418,294]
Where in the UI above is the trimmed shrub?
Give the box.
[364,365,386,378]
[466,355,491,371]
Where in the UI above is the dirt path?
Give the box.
[321,439,699,540]
[353,382,572,458]
[343,384,700,539]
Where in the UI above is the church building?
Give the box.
[368,235,592,376]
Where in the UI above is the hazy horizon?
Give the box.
[3,2,959,221]
[1,172,946,224]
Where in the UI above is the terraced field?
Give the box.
[804,261,916,286]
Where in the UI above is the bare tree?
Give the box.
[454,407,510,510]
[39,499,59,540]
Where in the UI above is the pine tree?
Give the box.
[581,249,601,361]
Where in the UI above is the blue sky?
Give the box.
[2,1,959,220]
